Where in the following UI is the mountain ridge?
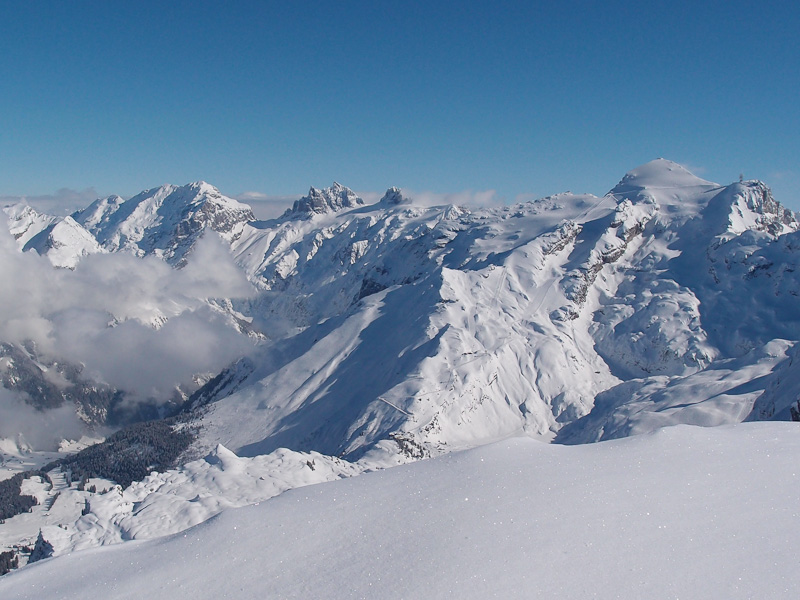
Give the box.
[3,160,798,454]
[2,159,800,571]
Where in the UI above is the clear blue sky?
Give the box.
[2,0,799,210]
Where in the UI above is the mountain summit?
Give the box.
[613,158,717,191]
[286,182,364,217]
[71,181,255,265]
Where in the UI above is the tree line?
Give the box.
[44,418,197,488]
[0,471,51,522]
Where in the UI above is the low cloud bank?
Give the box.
[234,192,300,220]
[401,189,505,209]
[0,387,87,451]
[1,228,257,423]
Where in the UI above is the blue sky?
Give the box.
[2,1,799,211]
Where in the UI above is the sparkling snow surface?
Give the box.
[2,423,799,599]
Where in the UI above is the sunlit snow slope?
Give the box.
[3,160,798,462]
[2,423,798,599]
[183,160,800,460]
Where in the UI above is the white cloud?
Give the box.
[678,163,708,176]
[354,190,383,205]
[398,189,506,209]
[769,170,797,182]
[0,387,86,451]
[0,227,257,409]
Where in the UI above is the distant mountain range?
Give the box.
[2,159,799,573]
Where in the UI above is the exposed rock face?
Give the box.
[71,181,255,265]
[379,187,408,205]
[286,182,363,217]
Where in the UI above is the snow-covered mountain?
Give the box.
[180,159,799,461]
[2,159,800,581]
[4,204,103,268]
[3,159,798,455]
[71,181,255,265]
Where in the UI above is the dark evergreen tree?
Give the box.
[0,473,38,521]
[0,550,18,576]
[44,418,197,488]
[28,530,54,563]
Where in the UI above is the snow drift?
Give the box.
[2,423,798,599]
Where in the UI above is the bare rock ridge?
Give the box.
[286,182,364,217]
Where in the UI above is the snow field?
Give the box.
[2,423,799,599]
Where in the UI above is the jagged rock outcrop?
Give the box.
[378,187,409,205]
[72,181,255,265]
[285,182,363,217]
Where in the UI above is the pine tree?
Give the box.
[0,550,18,576]
[29,530,54,563]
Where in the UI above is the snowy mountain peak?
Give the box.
[379,186,409,205]
[606,159,720,224]
[187,180,216,193]
[607,161,797,239]
[723,180,797,236]
[71,182,255,264]
[70,195,125,232]
[23,215,104,268]
[183,181,252,212]
[613,158,716,192]
[287,182,364,217]
[3,203,103,267]
[3,202,58,247]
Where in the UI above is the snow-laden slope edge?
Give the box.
[3,423,799,600]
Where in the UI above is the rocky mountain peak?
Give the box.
[69,182,255,264]
[715,180,798,237]
[379,187,409,205]
[287,182,364,217]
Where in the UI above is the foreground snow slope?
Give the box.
[3,423,799,599]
